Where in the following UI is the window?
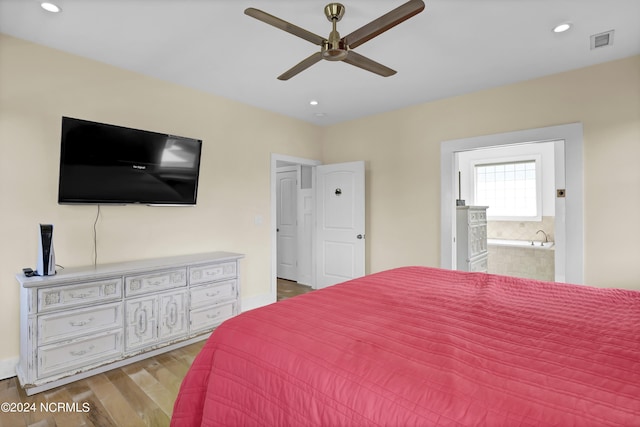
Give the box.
[474,157,541,220]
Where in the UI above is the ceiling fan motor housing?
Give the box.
[322,40,348,61]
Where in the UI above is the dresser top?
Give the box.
[456,205,489,210]
[17,251,244,288]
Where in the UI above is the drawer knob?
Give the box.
[69,317,94,327]
[70,345,95,357]
[69,291,94,299]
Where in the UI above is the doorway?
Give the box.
[456,141,558,281]
[276,166,299,282]
[272,155,320,302]
[440,123,584,284]
[270,155,366,304]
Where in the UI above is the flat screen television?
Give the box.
[58,117,202,205]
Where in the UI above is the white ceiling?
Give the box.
[1,0,639,126]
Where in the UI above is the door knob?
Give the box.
[357,234,364,239]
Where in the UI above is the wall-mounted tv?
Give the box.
[58,117,202,205]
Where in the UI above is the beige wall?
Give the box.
[0,34,323,362]
[322,55,640,290]
[1,32,639,368]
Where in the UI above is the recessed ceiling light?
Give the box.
[41,2,61,13]
[553,23,572,33]
[309,100,319,106]
[314,112,327,117]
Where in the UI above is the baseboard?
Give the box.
[0,357,18,380]
[241,293,275,312]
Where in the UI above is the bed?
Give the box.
[171,266,640,426]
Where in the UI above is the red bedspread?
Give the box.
[171,267,640,426]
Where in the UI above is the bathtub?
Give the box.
[487,238,555,249]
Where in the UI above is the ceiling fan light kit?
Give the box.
[244,0,425,80]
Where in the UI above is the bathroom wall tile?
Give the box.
[487,216,555,242]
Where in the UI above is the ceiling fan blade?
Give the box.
[342,0,425,49]
[245,8,326,46]
[278,52,323,80]
[342,51,396,77]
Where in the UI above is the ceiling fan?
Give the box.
[244,0,425,80]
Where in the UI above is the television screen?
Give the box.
[58,117,202,205]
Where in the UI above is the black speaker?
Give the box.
[36,224,56,276]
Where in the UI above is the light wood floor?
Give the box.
[0,281,313,427]
[0,340,205,427]
[276,278,314,301]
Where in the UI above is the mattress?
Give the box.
[171,266,640,426]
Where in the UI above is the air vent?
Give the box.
[590,30,614,49]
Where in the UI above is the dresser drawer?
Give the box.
[38,302,122,346]
[38,330,122,378]
[469,225,488,257]
[190,262,236,285]
[190,301,237,335]
[469,256,488,273]
[468,209,487,224]
[190,280,237,309]
[38,278,122,313]
[125,268,186,296]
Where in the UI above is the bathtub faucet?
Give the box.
[536,229,549,244]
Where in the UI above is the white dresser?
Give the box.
[16,251,243,395]
[456,206,488,272]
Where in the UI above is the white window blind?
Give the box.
[475,160,538,218]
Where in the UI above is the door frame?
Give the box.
[270,154,321,302]
[440,123,584,284]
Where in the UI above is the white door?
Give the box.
[316,161,365,288]
[277,168,297,280]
